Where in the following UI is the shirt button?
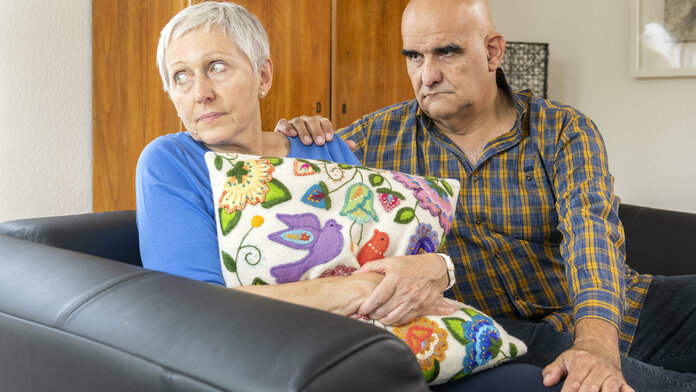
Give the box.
[525,175,533,181]
[514,295,520,301]
[475,218,482,225]
[472,175,479,183]
[494,252,501,258]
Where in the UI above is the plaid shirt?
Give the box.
[338,70,652,354]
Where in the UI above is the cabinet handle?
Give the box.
[316,102,321,113]
[342,103,347,114]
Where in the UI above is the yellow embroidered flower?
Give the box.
[251,215,264,228]
[219,159,275,213]
[392,317,448,371]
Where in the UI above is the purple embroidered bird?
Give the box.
[268,213,344,284]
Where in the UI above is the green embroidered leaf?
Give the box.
[319,181,332,210]
[221,250,236,273]
[219,208,241,236]
[448,369,470,383]
[338,163,353,170]
[214,155,223,171]
[394,207,416,224]
[462,308,482,318]
[369,174,384,186]
[261,157,283,166]
[442,317,469,346]
[509,342,518,358]
[261,178,292,208]
[375,187,392,194]
[391,191,406,200]
[227,161,249,183]
[252,277,269,285]
[488,336,503,358]
[423,359,440,383]
[441,180,454,197]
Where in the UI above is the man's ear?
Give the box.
[485,33,505,72]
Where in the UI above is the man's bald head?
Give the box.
[402,0,496,40]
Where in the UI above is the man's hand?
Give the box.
[543,318,634,392]
[274,116,357,150]
[354,253,456,326]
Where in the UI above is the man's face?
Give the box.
[401,5,492,122]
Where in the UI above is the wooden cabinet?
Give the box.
[93,0,412,211]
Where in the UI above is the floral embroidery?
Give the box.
[378,192,401,212]
[406,223,440,255]
[293,160,319,176]
[319,264,357,278]
[339,183,379,224]
[461,314,502,372]
[219,159,275,213]
[301,183,328,209]
[392,172,454,234]
[392,318,448,373]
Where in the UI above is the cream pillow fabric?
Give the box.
[205,152,525,384]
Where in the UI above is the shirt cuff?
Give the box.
[573,288,624,330]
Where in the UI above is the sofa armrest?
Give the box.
[619,204,696,276]
[0,210,141,266]
[0,234,427,392]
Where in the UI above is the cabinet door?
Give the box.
[332,0,413,128]
[196,0,332,131]
[93,0,185,212]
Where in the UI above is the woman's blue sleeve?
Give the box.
[135,137,225,285]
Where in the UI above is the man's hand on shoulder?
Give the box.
[274,116,357,150]
[543,318,634,392]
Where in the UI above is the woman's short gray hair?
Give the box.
[156,1,270,93]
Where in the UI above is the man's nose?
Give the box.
[421,56,443,87]
[194,76,215,103]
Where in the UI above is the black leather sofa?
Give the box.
[1,204,695,391]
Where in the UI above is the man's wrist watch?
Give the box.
[436,253,456,290]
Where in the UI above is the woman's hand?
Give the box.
[354,253,456,326]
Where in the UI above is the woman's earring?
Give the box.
[259,91,266,98]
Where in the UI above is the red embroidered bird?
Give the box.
[357,229,390,266]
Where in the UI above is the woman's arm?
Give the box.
[235,272,384,316]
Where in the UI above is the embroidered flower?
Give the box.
[378,192,401,212]
[219,159,275,213]
[406,223,440,255]
[251,215,264,228]
[392,172,454,234]
[319,264,357,278]
[461,314,501,373]
[301,183,327,209]
[392,318,448,372]
[293,160,318,176]
[340,183,379,224]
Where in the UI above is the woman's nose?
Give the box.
[194,77,215,103]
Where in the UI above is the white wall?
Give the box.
[489,0,696,213]
[0,0,92,222]
[1,0,694,223]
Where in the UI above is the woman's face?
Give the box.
[165,27,272,150]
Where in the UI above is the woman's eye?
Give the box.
[211,62,226,73]
[173,72,190,84]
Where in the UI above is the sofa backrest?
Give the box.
[0,210,141,266]
[619,204,696,276]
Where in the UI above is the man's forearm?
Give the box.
[573,317,622,366]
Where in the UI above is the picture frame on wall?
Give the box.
[630,0,696,78]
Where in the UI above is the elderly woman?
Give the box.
[136,1,455,319]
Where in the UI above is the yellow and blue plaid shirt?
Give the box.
[338,71,652,354]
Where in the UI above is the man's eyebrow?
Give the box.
[433,44,463,55]
[401,49,420,57]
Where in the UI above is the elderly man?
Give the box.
[277,0,696,391]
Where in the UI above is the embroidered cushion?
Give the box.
[205,152,526,384]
